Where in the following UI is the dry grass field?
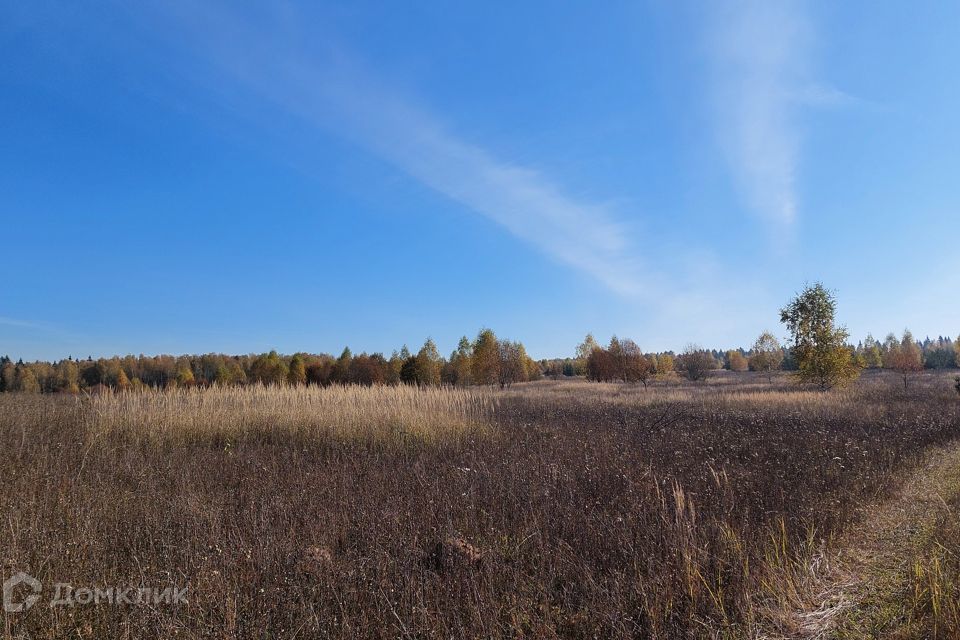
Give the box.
[1,371,959,638]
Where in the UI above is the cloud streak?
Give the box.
[151,3,645,297]
[0,317,38,329]
[345,99,644,296]
[709,0,833,227]
[112,2,774,343]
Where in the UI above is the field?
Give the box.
[2,371,959,638]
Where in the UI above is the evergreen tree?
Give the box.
[399,355,419,385]
[0,361,13,392]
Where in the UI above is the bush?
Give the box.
[676,345,717,381]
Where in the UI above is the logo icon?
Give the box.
[3,572,42,612]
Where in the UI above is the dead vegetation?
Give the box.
[0,370,958,638]
[85,383,495,444]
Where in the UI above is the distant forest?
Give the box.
[2,325,957,395]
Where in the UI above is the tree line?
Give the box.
[0,329,541,393]
[2,285,958,394]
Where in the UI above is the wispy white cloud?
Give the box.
[0,316,38,329]
[320,80,646,296]
[709,0,847,227]
[145,3,646,297]
[790,84,859,108]
[360,112,646,295]
[119,2,772,342]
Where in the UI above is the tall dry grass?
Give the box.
[85,383,495,445]
[0,371,958,638]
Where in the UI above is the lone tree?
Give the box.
[886,329,924,390]
[748,331,784,382]
[779,283,860,390]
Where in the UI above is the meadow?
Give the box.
[1,371,959,638]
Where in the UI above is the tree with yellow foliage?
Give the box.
[780,284,860,390]
[886,329,924,390]
[748,332,783,383]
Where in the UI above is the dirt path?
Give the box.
[783,442,960,638]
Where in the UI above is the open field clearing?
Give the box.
[1,372,959,638]
[7,1,959,637]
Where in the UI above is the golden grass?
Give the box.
[84,383,496,445]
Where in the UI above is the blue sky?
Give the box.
[2,1,959,361]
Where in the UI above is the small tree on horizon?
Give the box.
[749,331,784,383]
[676,345,715,382]
[886,329,924,390]
[779,283,860,391]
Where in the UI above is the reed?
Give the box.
[84,383,495,444]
